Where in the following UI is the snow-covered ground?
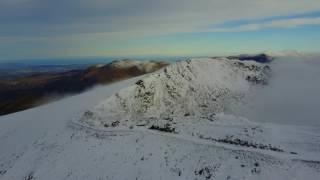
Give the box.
[0,57,320,180]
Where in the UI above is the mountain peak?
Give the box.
[81,57,270,128]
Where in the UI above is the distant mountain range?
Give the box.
[0,64,89,79]
[0,60,168,116]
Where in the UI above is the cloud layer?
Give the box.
[244,56,320,126]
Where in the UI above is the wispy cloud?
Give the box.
[210,16,320,32]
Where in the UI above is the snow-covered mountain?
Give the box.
[0,56,320,180]
[82,57,270,128]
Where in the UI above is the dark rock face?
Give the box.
[198,135,285,153]
[149,123,176,133]
[0,60,168,116]
[212,53,274,63]
[227,53,274,63]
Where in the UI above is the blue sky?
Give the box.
[0,0,320,60]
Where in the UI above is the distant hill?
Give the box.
[0,60,168,116]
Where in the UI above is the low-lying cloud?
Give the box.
[245,55,320,126]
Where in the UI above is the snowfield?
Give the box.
[0,57,320,180]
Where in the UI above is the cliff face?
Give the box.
[0,60,168,116]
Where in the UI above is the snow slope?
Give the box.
[0,57,320,180]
